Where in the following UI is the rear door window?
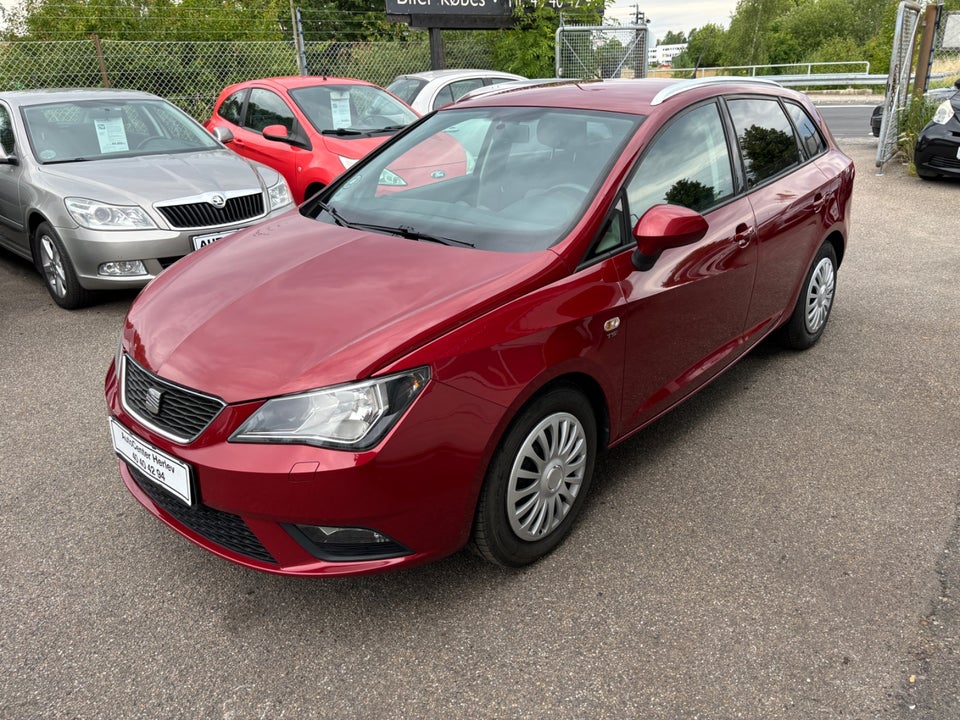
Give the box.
[727,97,801,187]
[217,90,245,125]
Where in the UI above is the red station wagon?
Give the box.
[106,77,855,576]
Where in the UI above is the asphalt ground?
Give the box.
[1,139,958,720]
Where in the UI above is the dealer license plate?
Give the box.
[192,230,236,251]
[110,419,193,505]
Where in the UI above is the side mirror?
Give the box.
[262,124,290,143]
[211,126,234,144]
[0,145,18,166]
[631,204,708,271]
[263,124,310,149]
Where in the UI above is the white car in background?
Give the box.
[387,69,525,114]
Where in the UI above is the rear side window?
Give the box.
[217,91,245,125]
[784,101,827,158]
[626,101,735,223]
[245,89,295,133]
[727,98,801,187]
[433,79,485,110]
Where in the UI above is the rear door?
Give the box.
[725,96,832,332]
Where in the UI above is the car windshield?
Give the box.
[312,106,640,252]
[316,107,642,252]
[289,84,418,133]
[22,98,221,164]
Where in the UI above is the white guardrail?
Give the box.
[647,62,890,87]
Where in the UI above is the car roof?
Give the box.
[230,76,379,91]
[394,69,524,83]
[453,77,791,116]
[0,88,163,106]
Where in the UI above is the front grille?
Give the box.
[122,355,225,443]
[157,192,264,229]
[929,155,960,170]
[129,464,277,565]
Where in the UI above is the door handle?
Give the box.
[734,223,753,248]
[812,192,826,212]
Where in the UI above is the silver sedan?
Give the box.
[0,88,294,309]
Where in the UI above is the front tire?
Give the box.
[35,222,91,309]
[782,241,837,350]
[472,386,597,567]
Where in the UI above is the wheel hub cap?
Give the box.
[507,411,588,542]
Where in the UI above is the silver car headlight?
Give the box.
[932,99,956,125]
[65,197,156,230]
[231,367,430,449]
[268,177,293,210]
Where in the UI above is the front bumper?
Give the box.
[59,208,290,291]
[914,118,960,178]
[104,357,504,576]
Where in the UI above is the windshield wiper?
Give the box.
[314,200,352,227]
[320,128,365,136]
[392,225,474,248]
[314,201,473,247]
[368,125,407,133]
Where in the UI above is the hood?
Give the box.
[125,211,561,403]
[38,150,270,206]
[318,133,395,161]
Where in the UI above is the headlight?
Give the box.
[65,198,156,230]
[339,155,358,169]
[932,99,956,125]
[231,367,430,449]
[268,177,293,210]
[378,168,407,187]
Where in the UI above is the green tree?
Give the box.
[487,0,607,79]
[671,24,727,70]
[659,30,686,45]
[722,0,795,66]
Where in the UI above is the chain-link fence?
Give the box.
[555,25,649,80]
[875,2,960,172]
[876,1,923,171]
[931,7,960,86]
[0,34,493,120]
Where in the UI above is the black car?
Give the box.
[915,78,960,180]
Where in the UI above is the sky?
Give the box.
[606,1,739,41]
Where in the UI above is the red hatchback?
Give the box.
[204,76,419,203]
[107,78,854,576]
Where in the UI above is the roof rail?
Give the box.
[650,76,783,106]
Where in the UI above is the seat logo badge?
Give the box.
[145,387,164,416]
[208,194,227,209]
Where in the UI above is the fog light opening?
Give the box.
[99,260,147,277]
[300,525,391,545]
[286,523,411,562]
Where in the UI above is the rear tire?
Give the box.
[35,221,92,309]
[472,386,597,567]
[782,242,837,350]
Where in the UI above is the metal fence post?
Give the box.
[90,34,111,87]
[289,1,307,75]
